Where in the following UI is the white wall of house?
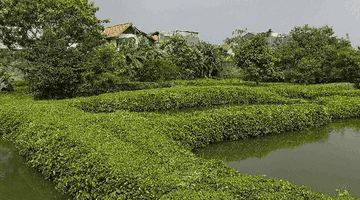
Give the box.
[118,34,139,46]
[227,48,235,55]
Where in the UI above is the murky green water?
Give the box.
[194,119,360,197]
[0,137,72,200]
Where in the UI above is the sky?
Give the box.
[92,0,360,47]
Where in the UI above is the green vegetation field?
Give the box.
[1,80,360,199]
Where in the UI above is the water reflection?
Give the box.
[194,119,360,197]
[0,137,72,200]
[0,145,13,184]
[194,124,330,162]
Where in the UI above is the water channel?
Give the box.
[194,119,360,198]
[0,137,72,200]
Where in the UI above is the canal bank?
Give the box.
[0,138,71,200]
[194,119,360,197]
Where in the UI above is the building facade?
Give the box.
[149,30,200,47]
[103,22,156,49]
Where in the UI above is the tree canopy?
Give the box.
[223,28,248,48]
[0,0,110,99]
[0,0,109,50]
[234,35,279,85]
[277,24,358,84]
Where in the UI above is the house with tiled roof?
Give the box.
[103,22,156,49]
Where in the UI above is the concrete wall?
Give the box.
[174,30,200,46]
[156,30,200,46]
[243,32,291,49]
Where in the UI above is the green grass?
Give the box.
[1,81,360,199]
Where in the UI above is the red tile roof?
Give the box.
[221,44,231,50]
[215,44,232,50]
[103,22,132,38]
[152,35,159,43]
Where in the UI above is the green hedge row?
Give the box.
[316,95,360,119]
[76,78,247,97]
[1,101,197,199]
[150,95,360,150]
[70,85,303,113]
[163,78,246,87]
[269,83,359,99]
[147,103,331,149]
[2,87,360,199]
[2,99,352,199]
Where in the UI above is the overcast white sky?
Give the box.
[92,0,360,47]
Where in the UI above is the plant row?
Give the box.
[1,92,359,199]
[316,95,360,119]
[71,82,360,113]
[268,82,360,99]
[151,95,360,150]
[70,85,304,113]
[78,77,247,96]
[147,103,331,149]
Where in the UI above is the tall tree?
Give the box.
[0,0,109,50]
[276,24,358,84]
[234,35,279,85]
[160,36,204,80]
[195,41,228,77]
[223,28,248,48]
[0,0,110,99]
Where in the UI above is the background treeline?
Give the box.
[1,35,230,99]
[1,3,360,100]
[233,25,360,86]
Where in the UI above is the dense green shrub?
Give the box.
[22,34,87,99]
[160,36,205,79]
[136,58,179,82]
[1,0,109,100]
[77,43,129,96]
[0,68,13,84]
[333,48,360,83]
[119,37,169,81]
[73,41,177,96]
[70,85,303,113]
[234,35,281,85]
[276,24,360,84]
[195,41,228,77]
[287,55,322,84]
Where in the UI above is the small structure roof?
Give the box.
[103,22,155,42]
[103,22,132,38]
[221,44,232,51]
[152,35,159,43]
